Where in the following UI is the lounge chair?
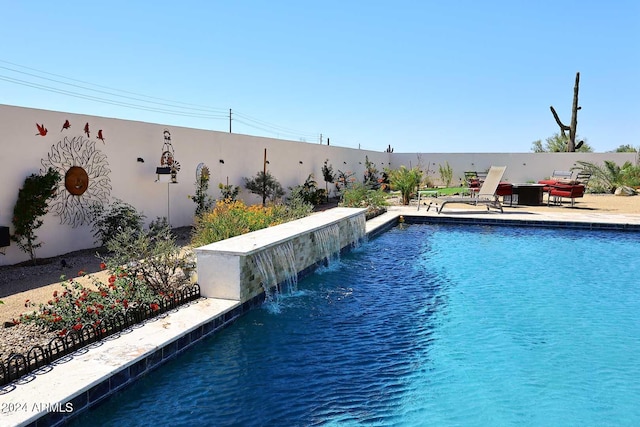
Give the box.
[427,166,507,213]
[538,170,573,193]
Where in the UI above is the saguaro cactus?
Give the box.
[550,72,583,152]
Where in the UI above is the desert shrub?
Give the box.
[289,174,325,205]
[20,268,159,334]
[19,218,191,333]
[340,183,388,219]
[88,199,145,246]
[191,199,312,247]
[438,162,453,187]
[104,217,192,295]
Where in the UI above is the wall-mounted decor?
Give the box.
[97,129,105,143]
[156,129,180,183]
[84,122,90,138]
[36,123,47,136]
[61,120,71,131]
[41,135,112,227]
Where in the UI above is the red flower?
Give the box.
[122,300,129,309]
[53,290,58,297]
[87,306,94,314]
[150,303,160,311]
[108,275,116,284]
[73,323,82,331]
[59,328,67,336]
[100,262,107,270]
[78,270,86,276]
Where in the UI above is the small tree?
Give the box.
[363,156,380,189]
[243,171,284,206]
[321,159,335,202]
[218,182,240,201]
[387,166,423,205]
[531,133,592,153]
[11,168,61,263]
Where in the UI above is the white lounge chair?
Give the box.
[427,166,507,213]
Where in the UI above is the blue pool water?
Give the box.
[70,224,640,426]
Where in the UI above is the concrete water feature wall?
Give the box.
[196,207,366,303]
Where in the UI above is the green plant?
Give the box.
[335,169,356,199]
[531,133,593,153]
[363,156,380,189]
[387,166,423,205]
[188,165,214,217]
[321,159,335,202]
[20,266,161,334]
[574,160,640,193]
[340,183,388,218]
[438,162,453,187]
[289,174,325,205]
[88,199,145,246]
[191,199,311,247]
[103,217,191,295]
[11,168,61,263]
[244,171,284,206]
[218,182,240,201]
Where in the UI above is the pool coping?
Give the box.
[3,205,640,426]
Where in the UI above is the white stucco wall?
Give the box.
[0,104,635,265]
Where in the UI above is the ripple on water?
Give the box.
[68,225,640,427]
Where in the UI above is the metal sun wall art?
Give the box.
[41,135,112,227]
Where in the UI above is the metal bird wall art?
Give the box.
[36,123,48,136]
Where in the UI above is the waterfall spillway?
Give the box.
[253,240,298,302]
[346,214,366,248]
[313,223,340,266]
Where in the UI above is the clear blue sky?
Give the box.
[1,1,638,153]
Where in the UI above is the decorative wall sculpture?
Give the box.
[41,135,112,227]
[156,129,180,183]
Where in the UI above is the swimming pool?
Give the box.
[69,224,640,426]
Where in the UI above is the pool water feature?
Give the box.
[69,224,640,426]
[253,240,298,301]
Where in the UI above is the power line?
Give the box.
[232,110,319,138]
[0,59,323,141]
[0,59,228,113]
[0,74,229,119]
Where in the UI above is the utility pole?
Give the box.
[229,109,232,133]
[262,148,267,207]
